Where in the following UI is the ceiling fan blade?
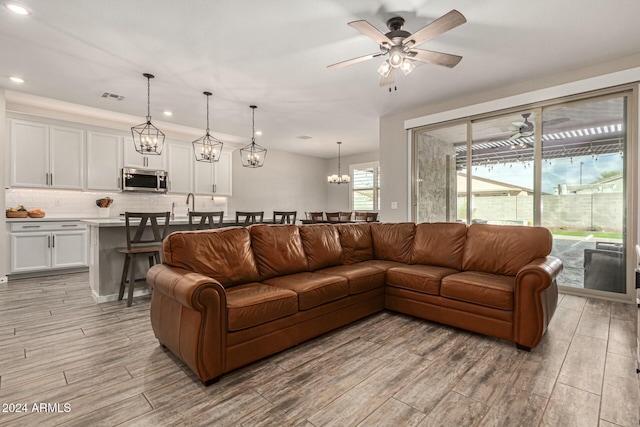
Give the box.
[402,9,466,48]
[409,48,462,68]
[509,132,523,141]
[348,20,393,46]
[379,68,396,86]
[327,52,383,69]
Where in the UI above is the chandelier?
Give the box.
[192,91,223,162]
[240,105,267,168]
[327,141,350,184]
[131,73,165,155]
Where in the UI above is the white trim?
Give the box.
[406,129,412,221]
[404,66,640,130]
[91,287,152,304]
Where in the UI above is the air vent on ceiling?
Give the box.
[101,92,125,101]
[296,135,312,140]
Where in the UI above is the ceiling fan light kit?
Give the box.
[240,105,267,168]
[328,10,467,86]
[192,91,224,163]
[131,73,165,155]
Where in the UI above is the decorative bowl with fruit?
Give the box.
[6,205,28,218]
[28,209,46,218]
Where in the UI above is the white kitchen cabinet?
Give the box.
[193,149,233,196]
[9,120,84,189]
[9,119,49,188]
[167,141,193,194]
[123,136,165,170]
[86,131,122,191]
[215,150,233,196]
[10,222,88,274]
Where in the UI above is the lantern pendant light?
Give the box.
[192,91,223,162]
[327,141,350,184]
[240,105,267,168]
[131,73,165,155]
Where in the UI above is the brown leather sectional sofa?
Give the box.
[147,222,562,385]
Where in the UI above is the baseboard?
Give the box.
[0,276,7,284]
[91,288,152,304]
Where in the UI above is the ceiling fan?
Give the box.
[509,113,535,142]
[327,10,467,86]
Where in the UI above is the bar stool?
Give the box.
[339,211,353,221]
[235,211,264,225]
[354,211,368,221]
[325,212,340,223]
[306,212,324,223]
[189,211,224,230]
[273,211,297,224]
[117,212,170,307]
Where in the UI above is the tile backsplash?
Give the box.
[5,189,228,218]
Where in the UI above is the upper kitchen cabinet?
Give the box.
[86,131,122,191]
[123,136,165,170]
[166,141,192,194]
[193,148,233,196]
[9,119,84,189]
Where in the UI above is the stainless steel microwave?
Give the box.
[121,168,168,193]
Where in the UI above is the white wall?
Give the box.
[325,151,379,213]
[228,149,327,221]
[379,53,640,223]
[0,89,7,280]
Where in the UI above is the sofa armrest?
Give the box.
[514,256,563,348]
[146,264,228,385]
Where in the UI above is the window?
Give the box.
[350,162,380,211]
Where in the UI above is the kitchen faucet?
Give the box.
[186,193,194,214]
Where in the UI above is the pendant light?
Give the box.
[131,73,165,155]
[327,141,350,184]
[192,91,223,162]
[240,105,267,168]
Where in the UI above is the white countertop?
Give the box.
[7,216,272,227]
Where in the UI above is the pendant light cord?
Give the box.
[337,142,342,175]
[251,107,256,144]
[206,94,210,134]
[146,76,151,122]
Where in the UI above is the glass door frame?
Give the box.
[410,83,639,302]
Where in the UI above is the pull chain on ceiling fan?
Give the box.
[327,9,467,86]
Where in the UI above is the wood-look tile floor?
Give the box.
[0,273,638,427]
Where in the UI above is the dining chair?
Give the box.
[325,212,340,223]
[366,212,379,222]
[273,211,297,224]
[235,211,264,225]
[188,211,224,230]
[339,211,353,221]
[354,211,368,221]
[117,212,170,307]
[306,212,324,223]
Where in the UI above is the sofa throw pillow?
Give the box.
[249,224,309,280]
[411,222,467,270]
[336,223,374,264]
[370,223,415,263]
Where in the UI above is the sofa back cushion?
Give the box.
[299,224,343,271]
[411,222,467,270]
[249,224,309,280]
[462,224,552,275]
[370,223,415,263]
[162,227,260,287]
[336,223,373,264]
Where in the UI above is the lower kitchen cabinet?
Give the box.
[10,222,88,274]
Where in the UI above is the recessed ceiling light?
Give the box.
[163,111,173,116]
[9,76,24,83]
[4,2,31,15]
[255,131,262,136]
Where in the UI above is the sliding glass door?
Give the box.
[541,95,627,293]
[412,89,633,298]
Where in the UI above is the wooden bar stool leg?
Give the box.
[127,253,136,307]
[148,255,155,267]
[118,255,130,301]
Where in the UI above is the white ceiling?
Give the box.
[2,0,640,158]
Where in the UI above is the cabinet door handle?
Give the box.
[50,173,53,186]
[22,225,41,229]
[61,224,77,227]
[45,173,49,186]
[52,235,55,247]
[168,180,171,191]
[117,177,121,189]
[47,235,51,248]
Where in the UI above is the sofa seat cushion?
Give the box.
[315,264,385,295]
[264,272,349,310]
[226,283,298,331]
[358,259,407,272]
[441,271,515,311]
[386,265,459,296]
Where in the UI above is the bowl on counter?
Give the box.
[6,211,28,218]
[28,213,46,218]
